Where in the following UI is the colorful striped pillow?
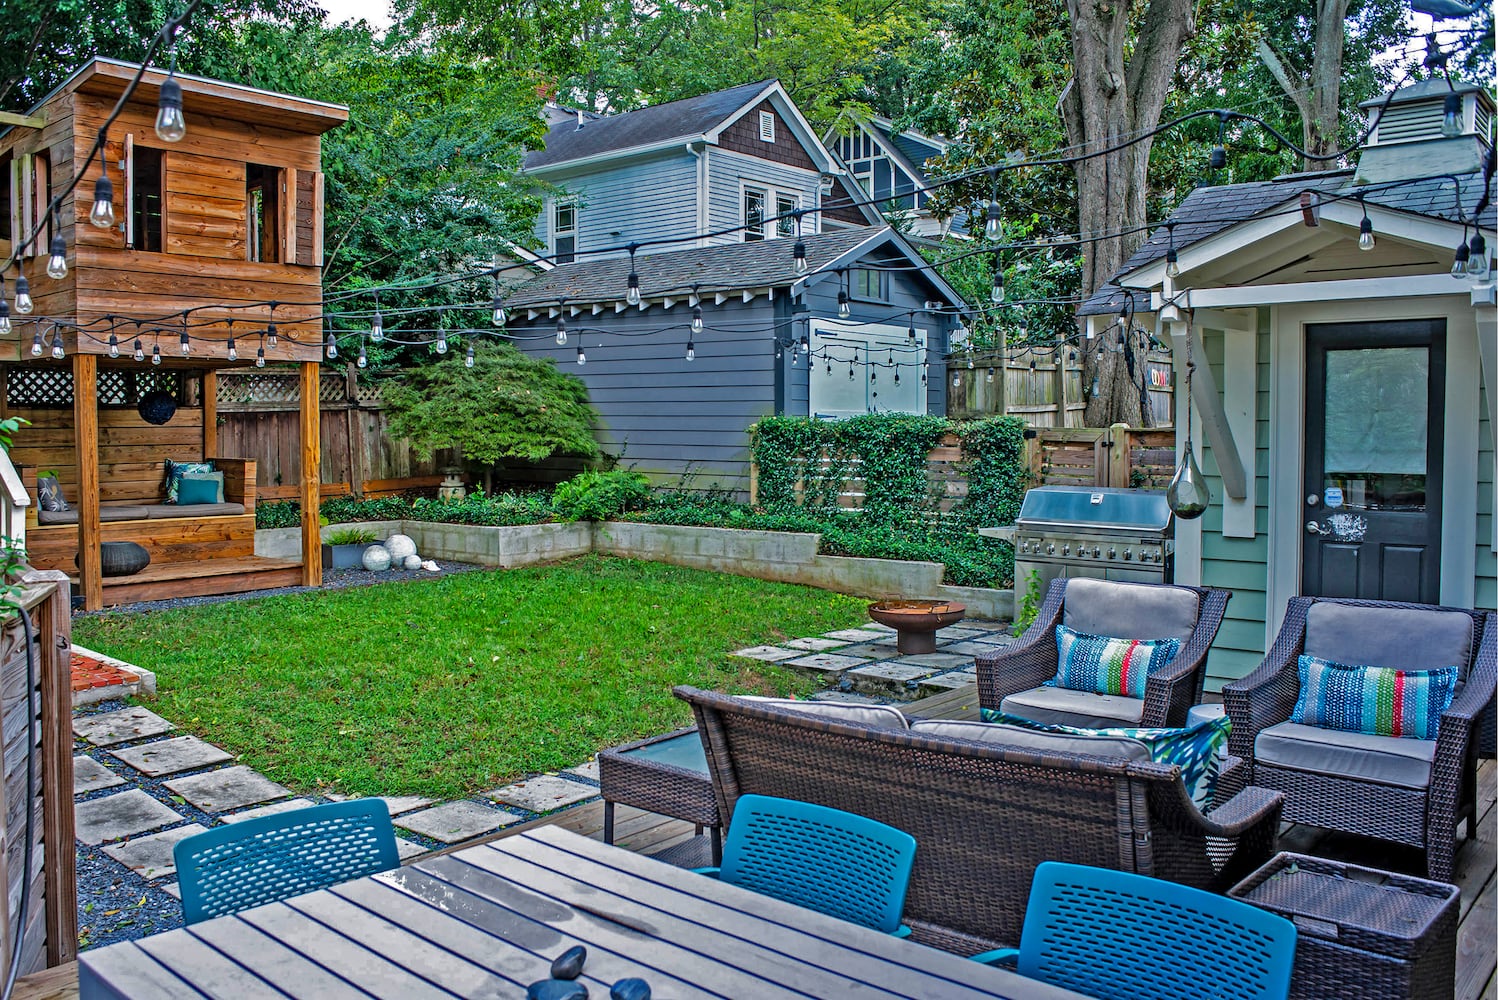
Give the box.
[1291,655,1458,741]
[1047,624,1182,699]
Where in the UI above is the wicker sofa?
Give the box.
[1223,598,1496,883]
[974,578,1231,729]
[675,686,1285,955]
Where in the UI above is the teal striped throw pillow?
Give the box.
[1291,655,1457,741]
[1047,624,1182,699]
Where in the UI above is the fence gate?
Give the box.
[1023,423,1176,490]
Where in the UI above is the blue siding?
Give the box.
[537,152,698,258]
[706,150,823,244]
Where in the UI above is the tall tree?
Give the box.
[1061,0,1196,425]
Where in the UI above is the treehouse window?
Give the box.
[131,146,164,253]
[246,163,282,263]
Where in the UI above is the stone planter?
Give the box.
[321,542,374,570]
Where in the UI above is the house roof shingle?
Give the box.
[1078,168,1496,314]
[523,80,775,171]
[504,227,905,308]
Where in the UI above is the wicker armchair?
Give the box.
[675,685,1284,955]
[975,578,1232,729]
[1222,598,1495,883]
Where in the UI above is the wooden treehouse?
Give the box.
[0,59,347,609]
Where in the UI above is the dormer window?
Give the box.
[553,201,576,263]
[759,111,775,143]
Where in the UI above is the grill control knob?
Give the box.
[1093,546,1102,558]
[1047,543,1056,555]
[1123,549,1133,560]
[1108,548,1117,559]
[1062,545,1070,556]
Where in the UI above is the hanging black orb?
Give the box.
[137,390,178,425]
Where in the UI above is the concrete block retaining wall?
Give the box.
[255,519,1012,618]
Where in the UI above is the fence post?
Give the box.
[344,363,363,499]
[1106,422,1131,488]
[748,456,758,506]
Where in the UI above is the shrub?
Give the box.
[256,501,303,529]
[325,527,379,546]
[552,470,652,522]
[406,491,552,526]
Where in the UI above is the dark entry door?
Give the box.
[1303,320,1444,603]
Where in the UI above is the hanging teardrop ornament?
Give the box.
[1167,439,1210,519]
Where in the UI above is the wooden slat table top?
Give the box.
[78,825,1089,999]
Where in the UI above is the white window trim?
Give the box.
[550,197,578,258]
[759,111,776,143]
[740,181,812,241]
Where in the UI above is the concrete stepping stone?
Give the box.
[396,801,522,844]
[223,798,317,823]
[807,690,888,704]
[165,766,291,814]
[323,793,434,817]
[826,643,890,659]
[74,756,124,795]
[487,775,597,814]
[846,662,940,697]
[565,760,600,782]
[785,652,871,677]
[893,652,972,669]
[729,645,800,662]
[102,824,208,880]
[957,620,1011,632]
[937,627,989,640]
[943,639,1012,657]
[73,707,174,748]
[783,637,848,651]
[75,789,184,845]
[110,736,233,777]
[861,622,898,632]
[822,628,890,643]
[395,839,428,861]
[161,883,181,900]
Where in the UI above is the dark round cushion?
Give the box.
[75,542,151,577]
[137,391,178,426]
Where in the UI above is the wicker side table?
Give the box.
[1228,852,1458,1000]
[598,727,722,866]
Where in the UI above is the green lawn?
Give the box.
[73,556,867,800]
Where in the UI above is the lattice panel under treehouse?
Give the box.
[6,369,186,408]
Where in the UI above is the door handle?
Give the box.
[1306,521,1325,535]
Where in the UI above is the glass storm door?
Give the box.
[1302,320,1445,603]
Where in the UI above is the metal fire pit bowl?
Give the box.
[867,600,967,655]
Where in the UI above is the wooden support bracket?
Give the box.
[0,112,44,130]
[1167,318,1248,501]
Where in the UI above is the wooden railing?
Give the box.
[1023,423,1176,489]
[0,449,29,544]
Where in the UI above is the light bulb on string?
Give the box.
[893,364,901,386]
[358,341,368,369]
[1164,223,1180,279]
[921,363,928,386]
[625,246,641,305]
[227,334,238,362]
[985,367,994,383]
[465,343,474,368]
[13,275,32,315]
[990,256,1004,303]
[29,329,42,357]
[0,299,9,336]
[46,233,67,280]
[685,339,695,362]
[180,329,191,356]
[435,333,448,355]
[1208,113,1227,171]
[1442,92,1462,137]
[155,60,187,142]
[491,296,506,328]
[798,334,810,357]
[1467,233,1489,280]
[952,370,960,388]
[370,310,383,343]
[1358,199,1375,251]
[151,343,162,366]
[51,330,65,360]
[555,316,567,345]
[266,323,278,350]
[825,358,831,376]
[133,338,145,363]
[691,305,703,334]
[107,332,119,358]
[870,365,877,385]
[576,343,586,366]
[837,288,850,319]
[1452,234,1471,277]
[255,343,266,368]
[984,202,1002,241]
[90,174,115,229]
[907,316,917,342]
[324,330,338,360]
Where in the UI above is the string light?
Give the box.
[1358,197,1375,251]
[1441,92,1462,138]
[491,282,506,326]
[226,321,238,361]
[370,308,383,343]
[691,305,703,334]
[1467,232,1489,279]
[1209,113,1227,171]
[151,343,162,365]
[625,245,641,305]
[1164,223,1180,279]
[0,300,9,337]
[1452,229,1471,276]
[556,314,567,345]
[29,329,42,357]
[465,342,475,367]
[576,342,586,366]
[255,336,266,367]
[685,338,695,361]
[133,337,145,362]
[46,230,67,280]
[12,275,30,315]
[792,213,807,273]
[435,332,448,354]
[50,328,65,360]
[324,330,338,360]
[990,254,1004,303]
[358,339,368,368]
[266,322,278,350]
[155,54,187,142]
[837,271,851,319]
[180,328,190,356]
[107,331,118,358]
[90,173,116,229]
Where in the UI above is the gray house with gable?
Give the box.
[523,80,876,264]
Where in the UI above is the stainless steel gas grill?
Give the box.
[985,486,1175,596]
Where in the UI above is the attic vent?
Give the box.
[1373,102,1448,144]
[1476,102,1492,143]
[759,111,775,143]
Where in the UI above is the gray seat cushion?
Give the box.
[911,719,1151,761]
[1062,578,1200,642]
[1304,602,1474,678]
[141,503,247,518]
[1000,686,1147,729]
[1255,721,1436,790]
[742,696,909,730]
[37,505,151,525]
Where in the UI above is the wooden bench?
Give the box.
[19,459,259,573]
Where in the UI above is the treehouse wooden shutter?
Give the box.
[287,168,323,267]
[162,151,246,259]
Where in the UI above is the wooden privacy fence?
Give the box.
[947,346,1175,428]
[215,367,459,501]
[1,571,76,976]
[1025,424,1177,489]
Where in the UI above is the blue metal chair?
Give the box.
[973,862,1296,1000]
[697,793,917,936]
[173,799,400,925]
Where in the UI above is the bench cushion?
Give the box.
[1062,578,1200,642]
[911,719,1151,762]
[37,505,151,525]
[141,503,246,518]
[1255,721,1436,789]
[741,696,909,730]
[999,685,1147,729]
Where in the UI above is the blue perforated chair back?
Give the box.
[173,800,400,925]
[717,794,916,934]
[1017,862,1296,1000]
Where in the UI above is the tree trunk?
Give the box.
[1061,0,1195,426]
[1306,0,1351,168]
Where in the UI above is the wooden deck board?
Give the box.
[93,555,303,605]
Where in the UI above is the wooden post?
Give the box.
[344,363,361,499]
[201,370,217,459]
[72,354,102,611]
[1108,422,1131,488]
[26,570,76,965]
[1054,350,1068,429]
[299,362,321,586]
